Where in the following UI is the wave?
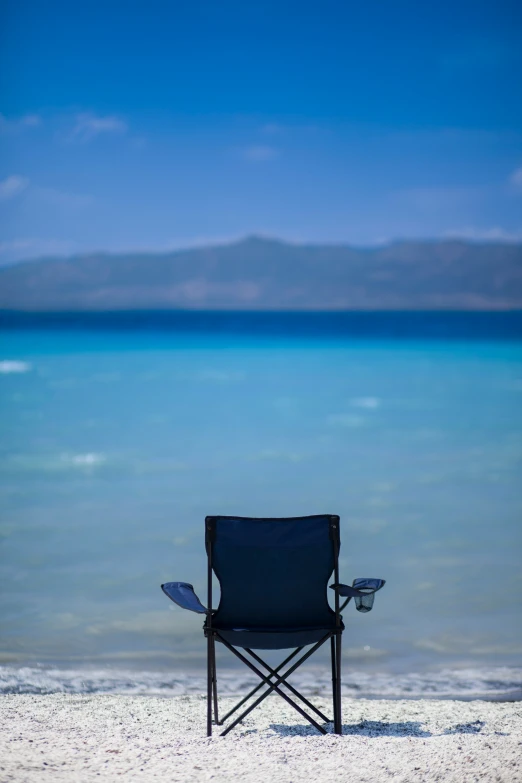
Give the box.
[1,665,521,700]
[0,360,31,374]
[351,397,381,409]
[0,452,108,473]
[64,452,107,467]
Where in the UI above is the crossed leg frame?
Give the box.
[206,630,343,736]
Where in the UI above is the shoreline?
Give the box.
[1,694,521,782]
[2,663,522,702]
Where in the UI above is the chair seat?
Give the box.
[214,623,343,650]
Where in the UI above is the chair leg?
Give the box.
[207,633,213,737]
[211,636,219,725]
[330,635,337,727]
[334,632,342,735]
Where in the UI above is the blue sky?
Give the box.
[1,0,521,263]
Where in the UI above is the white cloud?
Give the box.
[241,145,279,162]
[510,167,522,190]
[71,112,128,142]
[0,175,29,201]
[0,113,42,133]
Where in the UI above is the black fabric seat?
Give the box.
[161,514,385,736]
[214,626,342,650]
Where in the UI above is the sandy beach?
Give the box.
[1,694,521,782]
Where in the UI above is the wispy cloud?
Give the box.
[444,226,522,242]
[241,145,279,162]
[0,175,92,210]
[0,238,78,266]
[129,135,147,150]
[0,175,30,201]
[510,166,522,190]
[23,114,41,127]
[0,113,41,134]
[260,123,284,135]
[35,186,94,209]
[391,186,483,212]
[70,112,128,142]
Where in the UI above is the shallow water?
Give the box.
[1,315,521,695]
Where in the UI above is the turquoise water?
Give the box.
[1,323,521,691]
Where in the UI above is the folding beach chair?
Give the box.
[161,514,385,736]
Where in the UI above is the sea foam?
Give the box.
[0,360,31,374]
[1,665,520,700]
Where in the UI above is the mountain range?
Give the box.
[1,237,521,311]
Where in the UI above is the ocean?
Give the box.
[1,312,521,699]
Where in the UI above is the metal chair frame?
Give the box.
[204,514,343,737]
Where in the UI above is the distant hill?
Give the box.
[0,236,521,311]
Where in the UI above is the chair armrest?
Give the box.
[330,578,386,613]
[161,582,208,614]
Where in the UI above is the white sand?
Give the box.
[1,694,521,782]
